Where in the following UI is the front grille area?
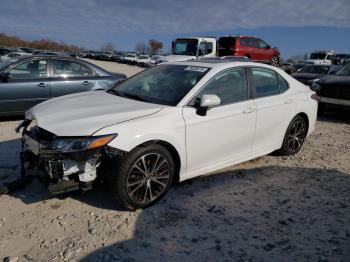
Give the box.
[28,126,56,143]
[36,127,56,142]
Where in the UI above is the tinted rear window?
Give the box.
[218,37,236,48]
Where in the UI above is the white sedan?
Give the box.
[136,55,150,67]
[19,60,317,209]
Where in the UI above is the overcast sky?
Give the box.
[1,0,350,57]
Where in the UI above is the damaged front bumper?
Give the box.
[18,121,118,195]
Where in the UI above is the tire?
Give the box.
[108,144,175,210]
[271,56,279,67]
[277,115,307,156]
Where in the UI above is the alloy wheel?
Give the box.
[126,153,170,205]
[272,57,279,67]
[287,120,306,153]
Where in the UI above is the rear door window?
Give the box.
[240,38,249,47]
[52,60,93,77]
[251,67,280,98]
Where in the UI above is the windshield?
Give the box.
[299,66,330,74]
[310,53,327,60]
[173,39,198,56]
[139,55,148,59]
[0,60,14,71]
[335,63,350,76]
[110,64,209,106]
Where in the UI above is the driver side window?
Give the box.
[193,67,248,106]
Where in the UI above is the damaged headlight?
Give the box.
[48,134,117,153]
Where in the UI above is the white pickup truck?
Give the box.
[158,37,217,63]
[305,50,334,65]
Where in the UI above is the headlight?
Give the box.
[49,134,117,153]
[27,120,38,132]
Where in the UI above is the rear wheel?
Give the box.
[108,144,175,210]
[271,56,279,67]
[278,115,307,156]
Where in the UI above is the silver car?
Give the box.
[0,56,126,116]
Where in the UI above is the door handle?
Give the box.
[285,99,293,104]
[37,83,47,88]
[243,107,256,114]
[82,81,91,86]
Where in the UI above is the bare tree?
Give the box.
[148,39,163,55]
[135,41,148,54]
[100,43,115,52]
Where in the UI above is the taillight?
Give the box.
[311,93,320,101]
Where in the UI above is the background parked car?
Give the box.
[149,55,163,66]
[311,63,350,113]
[332,54,350,65]
[0,55,126,116]
[0,47,19,57]
[280,63,294,74]
[291,65,339,86]
[35,51,69,57]
[136,55,150,67]
[290,63,306,74]
[217,35,280,66]
[124,53,138,64]
[18,47,36,54]
[111,52,126,63]
[101,51,115,61]
[0,51,29,62]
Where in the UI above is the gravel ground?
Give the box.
[0,60,349,262]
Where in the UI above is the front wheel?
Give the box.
[278,115,307,156]
[108,144,175,210]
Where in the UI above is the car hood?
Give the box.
[319,75,350,86]
[292,73,324,80]
[305,59,331,65]
[25,91,164,137]
[160,55,195,63]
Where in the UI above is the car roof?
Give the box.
[219,35,259,39]
[13,55,77,61]
[168,59,277,70]
[304,64,331,67]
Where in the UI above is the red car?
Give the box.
[218,36,280,66]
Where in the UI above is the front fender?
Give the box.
[93,107,187,172]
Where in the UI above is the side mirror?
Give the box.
[195,94,221,116]
[0,72,10,82]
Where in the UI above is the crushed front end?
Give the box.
[18,119,117,195]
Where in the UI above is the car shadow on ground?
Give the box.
[1,133,350,260]
[78,166,350,261]
[0,115,24,122]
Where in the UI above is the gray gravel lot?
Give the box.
[0,60,349,262]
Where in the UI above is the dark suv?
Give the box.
[218,36,280,66]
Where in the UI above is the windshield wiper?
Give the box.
[121,92,149,102]
[109,89,148,102]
